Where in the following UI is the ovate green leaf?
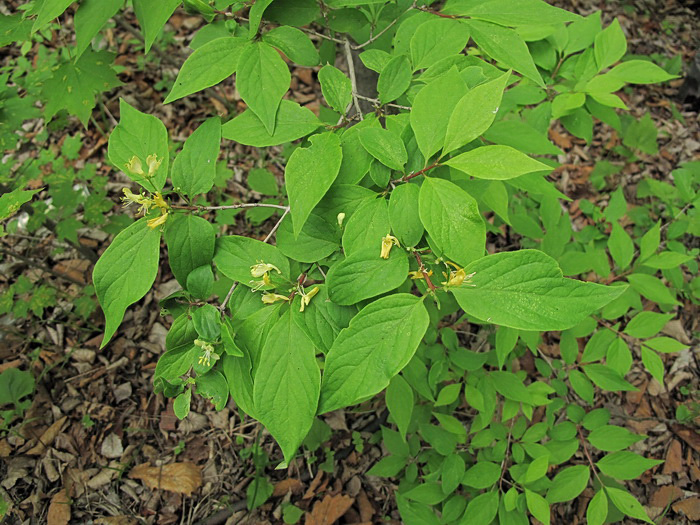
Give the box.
[546,465,589,503]
[319,294,429,414]
[318,64,352,113]
[165,214,216,287]
[358,127,407,172]
[446,145,550,180]
[133,0,180,53]
[171,117,221,196]
[596,451,663,480]
[93,219,161,347]
[378,55,412,104]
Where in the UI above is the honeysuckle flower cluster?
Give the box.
[441,261,476,288]
[126,154,162,179]
[194,339,218,367]
[250,262,281,290]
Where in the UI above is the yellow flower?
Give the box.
[250,272,273,291]
[250,262,281,278]
[262,292,290,305]
[153,191,169,210]
[441,262,476,287]
[147,212,169,229]
[194,339,218,367]
[380,234,400,259]
[337,212,346,227]
[126,156,144,176]
[121,188,152,215]
[299,286,320,312]
[408,270,433,280]
[146,154,162,177]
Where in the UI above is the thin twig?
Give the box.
[354,93,411,110]
[343,39,364,121]
[218,207,290,313]
[352,1,417,50]
[414,251,437,291]
[171,202,288,212]
[392,162,441,184]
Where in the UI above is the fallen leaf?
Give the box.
[100,432,123,459]
[0,359,22,373]
[0,439,11,457]
[649,485,684,508]
[673,497,700,521]
[306,494,354,525]
[303,470,324,500]
[273,478,304,497]
[549,128,572,149]
[672,425,700,455]
[47,489,71,525]
[357,490,375,522]
[27,416,67,456]
[129,462,202,496]
[662,440,683,475]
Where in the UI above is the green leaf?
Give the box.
[410,18,470,71]
[442,70,510,155]
[108,99,169,191]
[93,219,161,347]
[32,0,74,33]
[0,368,34,406]
[165,37,247,103]
[435,383,462,407]
[526,490,550,525]
[262,25,319,66]
[248,0,274,38]
[643,346,666,384]
[319,294,429,414]
[265,0,319,26]
[445,0,580,25]
[171,117,220,196]
[403,483,448,505]
[292,285,355,354]
[253,310,320,464]
[465,19,543,86]
[605,487,653,523]
[462,461,500,489]
[525,455,549,483]
[586,490,608,525]
[459,491,499,524]
[192,303,221,341]
[583,363,637,391]
[378,55,412,104]
[187,265,214,300]
[596,451,663,480]
[546,465,589,503]
[286,132,342,237]
[173,388,192,419]
[608,59,677,84]
[484,120,563,156]
[42,49,121,127]
[0,188,40,221]
[569,370,594,404]
[247,168,278,195]
[318,65,352,113]
[446,145,550,180]
[237,42,290,134]
[358,127,407,172]
[643,336,688,353]
[165,214,216,287]
[587,425,644,451]
[410,67,468,161]
[627,273,680,305]
[196,370,229,410]
[450,250,625,330]
[133,0,181,53]
[419,177,485,267]
[213,235,290,285]
[221,100,321,147]
[623,311,673,339]
[276,213,340,263]
[442,454,466,494]
[386,375,413,440]
[342,197,390,255]
[639,221,661,261]
[594,19,627,72]
[642,251,694,270]
[74,0,123,59]
[608,223,634,270]
[389,183,424,247]
[326,248,409,305]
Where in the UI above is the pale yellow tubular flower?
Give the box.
[337,212,346,227]
[380,234,400,259]
[147,212,169,229]
[121,188,152,215]
[250,262,281,278]
[126,156,144,176]
[194,339,217,367]
[153,191,169,210]
[146,154,162,177]
[261,292,289,304]
[408,270,433,280]
[299,286,320,312]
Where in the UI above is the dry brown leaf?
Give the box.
[27,416,67,456]
[649,485,684,508]
[672,497,700,521]
[94,517,138,525]
[47,489,71,525]
[672,425,700,455]
[0,359,21,373]
[0,439,11,457]
[662,440,683,475]
[357,490,375,522]
[306,494,354,525]
[549,128,572,149]
[129,462,202,496]
[273,478,304,497]
[303,470,324,500]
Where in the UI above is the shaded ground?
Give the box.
[1,0,699,523]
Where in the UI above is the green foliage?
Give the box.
[2,1,696,524]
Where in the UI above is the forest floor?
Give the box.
[0,0,699,524]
